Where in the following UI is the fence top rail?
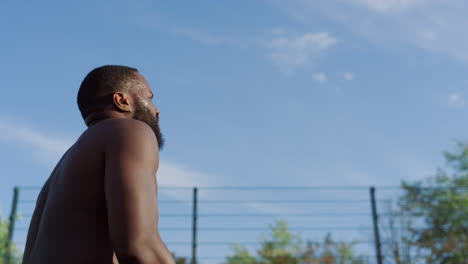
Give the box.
[17,185,196,190]
[189,186,401,190]
[16,185,404,191]
[17,185,468,191]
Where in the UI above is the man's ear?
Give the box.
[112,92,132,112]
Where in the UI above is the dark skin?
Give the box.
[23,73,175,264]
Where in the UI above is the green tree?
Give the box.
[0,216,8,263]
[0,215,21,264]
[171,252,188,264]
[300,234,364,264]
[397,141,468,263]
[224,220,365,264]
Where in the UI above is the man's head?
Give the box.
[77,65,164,149]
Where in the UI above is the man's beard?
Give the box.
[133,101,165,150]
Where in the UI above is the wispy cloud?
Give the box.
[0,116,73,166]
[312,72,327,83]
[158,160,213,187]
[174,26,339,74]
[343,72,356,81]
[172,27,227,46]
[157,160,217,203]
[353,0,422,13]
[172,27,249,48]
[448,92,466,108]
[268,30,338,73]
[272,1,468,64]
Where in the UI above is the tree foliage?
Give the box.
[224,220,365,264]
[391,141,468,263]
[171,252,188,264]
[0,215,21,264]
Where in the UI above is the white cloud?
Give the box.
[353,0,422,13]
[312,72,327,83]
[158,160,212,187]
[174,26,339,73]
[172,27,249,48]
[173,27,225,46]
[271,27,286,35]
[343,72,356,81]
[0,117,73,166]
[269,31,338,73]
[448,93,465,108]
[157,161,217,202]
[271,1,468,64]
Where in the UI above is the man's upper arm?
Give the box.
[103,120,160,256]
[23,176,53,263]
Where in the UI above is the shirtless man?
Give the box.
[22,65,175,264]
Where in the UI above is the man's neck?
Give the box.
[85,111,125,127]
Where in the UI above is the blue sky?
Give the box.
[2,0,468,259]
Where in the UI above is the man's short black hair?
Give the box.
[77,65,140,119]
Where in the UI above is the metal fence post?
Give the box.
[191,187,198,264]
[370,186,383,264]
[5,187,19,264]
